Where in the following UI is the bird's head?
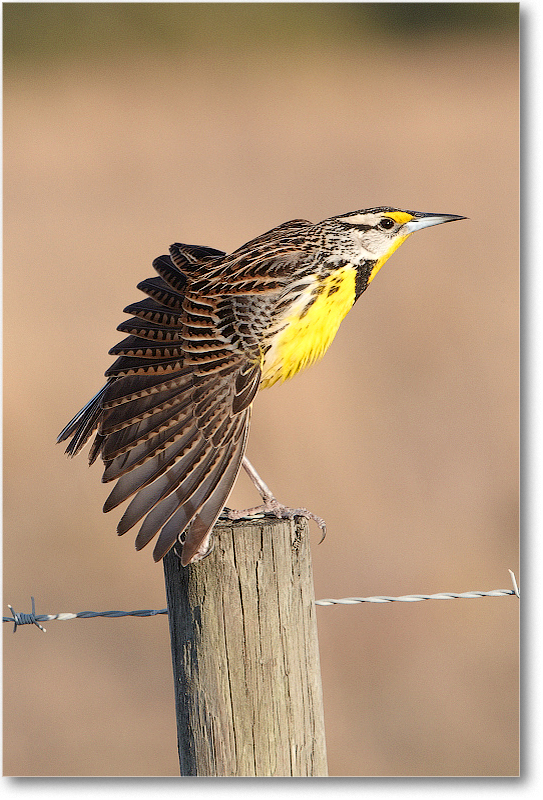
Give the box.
[330,206,466,281]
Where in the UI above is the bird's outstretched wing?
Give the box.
[58,245,260,565]
[171,219,313,296]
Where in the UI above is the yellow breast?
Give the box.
[260,266,357,389]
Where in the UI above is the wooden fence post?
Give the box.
[162,516,328,777]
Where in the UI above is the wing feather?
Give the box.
[101,370,192,408]
[103,425,202,514]
[152,410,250,562]
[100,381,193,433]
[59,241,262,563]
[115,431,207,532]
[122,298,184,327]
[133,443,224,550]
[180,219,312,296]
[178,428,249,565]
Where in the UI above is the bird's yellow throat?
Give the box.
[368,232,411,285]
[260,265,357,388]
[260,232,411,389]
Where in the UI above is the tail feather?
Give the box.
[57,384,109,459]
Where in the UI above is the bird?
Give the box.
[58,207,465,566]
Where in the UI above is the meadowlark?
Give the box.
[58,207,465,565]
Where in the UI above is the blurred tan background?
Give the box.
[3,3,518,777]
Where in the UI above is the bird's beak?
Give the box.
[403,213,467,234]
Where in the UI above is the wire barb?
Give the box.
[6,597,46,633]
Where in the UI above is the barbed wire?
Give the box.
[3,571,518,633]
[3,602,169,633]
[316,570,520,605]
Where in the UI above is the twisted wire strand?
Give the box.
[316,570,520,606]
[4,571,518,632]
[3,601,169,632]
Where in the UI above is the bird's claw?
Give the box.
[224,498,327,543]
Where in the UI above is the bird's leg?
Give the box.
[226,456,327,542]
[240,456,276,504]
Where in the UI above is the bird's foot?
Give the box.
[224,497,327,543]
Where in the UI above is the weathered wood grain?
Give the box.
[163,516,327,776]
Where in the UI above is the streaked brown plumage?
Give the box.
[58,208,465,565]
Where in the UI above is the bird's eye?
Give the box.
[379,217,395,230]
